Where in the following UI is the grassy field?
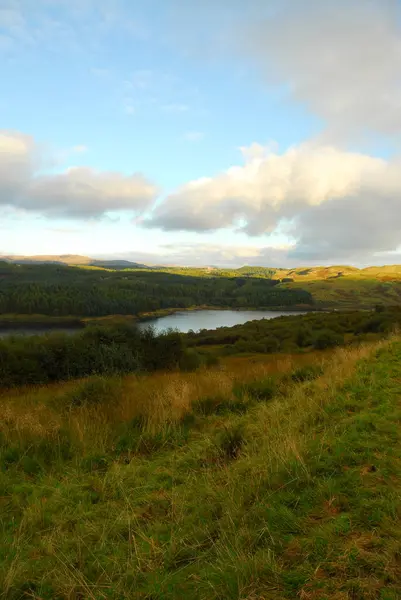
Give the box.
[283,278,401,308]
[1,340,401,599]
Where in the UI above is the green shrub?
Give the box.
[115,415,146,453]
[203,353,221,367]
[66,376,121,407]
[313,330,343,350]
[216,424,245,461]
[290,365,324,382]
[296,327,314,348]
[233,377,277,402]
[116,417,189,456]
[179,349,203,372]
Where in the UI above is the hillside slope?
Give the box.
[1,339,400,598]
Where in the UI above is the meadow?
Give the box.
[1,336,401,598]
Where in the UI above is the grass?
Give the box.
[0,340,401,598]
[284,277,401,308]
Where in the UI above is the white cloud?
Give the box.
[0,131,158,218]
[146,141,401,260]
[98,243,291,268]
[72,145,88,153]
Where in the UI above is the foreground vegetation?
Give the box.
[1,337,401,598]
[1,306,400,388]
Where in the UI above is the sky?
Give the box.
[1,0,401,267]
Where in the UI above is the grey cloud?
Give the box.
[289,192,401,262]
[145,142,401,262]
[168,0,401,140]
[241,0,401,139]
[0,131,158,218]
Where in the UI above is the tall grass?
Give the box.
[1,339,400,598]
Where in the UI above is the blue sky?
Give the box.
[1,0,401,266]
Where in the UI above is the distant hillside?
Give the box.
[2,255,401,280]
[0,254,148,269]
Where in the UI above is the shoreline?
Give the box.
[0,304,366,333]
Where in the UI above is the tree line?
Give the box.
[0,263,313,316]
[0,325,185,388]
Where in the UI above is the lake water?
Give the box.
[0,309,307,338]
[137,309,306,334]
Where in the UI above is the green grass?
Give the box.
[1,340,401,598]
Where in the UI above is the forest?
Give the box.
[0,262,313,316]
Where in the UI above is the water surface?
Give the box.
[137,309,305,334]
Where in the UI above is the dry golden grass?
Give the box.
[0,351,325,446]
[2,337,400,599]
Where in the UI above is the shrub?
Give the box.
[290,365,324,383]
[203,353,221,367]
[313,330,343,350]
[66,376,121,408]
[115,415,146,453]
[296,327,314,348]
[233,377,277,402]
[216,423,245,461]
[179,349,203,372]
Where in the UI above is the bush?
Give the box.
[216,424,245,461]
[290,365,324,383]
[313,330,343,350]
[179,349,203,372]
[296,327,314,348]
[233,377,277,402]
[66,376,121,408]
[115,415,146,453]
[0,325,186,388]
[203,353,221,367]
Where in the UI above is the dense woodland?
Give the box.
[0,262,313,316]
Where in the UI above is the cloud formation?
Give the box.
[146,141,401,260]
[98,243,292,268]
[241,0,401,140]
[0,131,158,218]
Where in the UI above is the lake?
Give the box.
[136,309,306,334]
[0,309,307,338]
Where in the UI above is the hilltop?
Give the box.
[0,254,148,269]
[2,255,401,280]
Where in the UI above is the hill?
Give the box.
[1,337,400,598]
[0,254,148,269]
[1,260,401,316]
